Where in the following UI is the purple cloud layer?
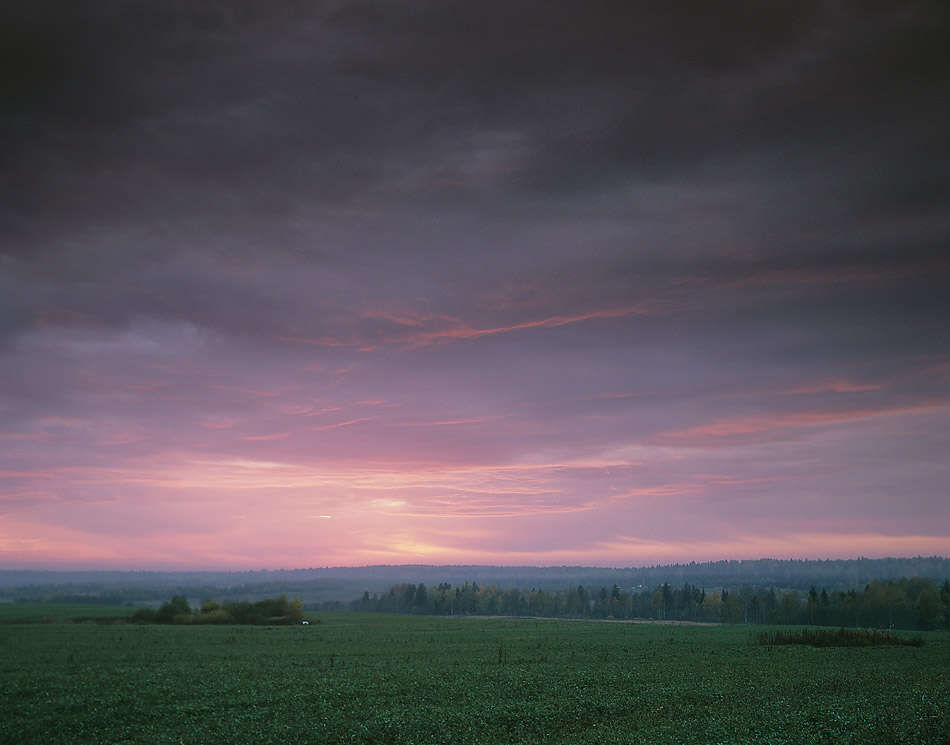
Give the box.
[1,1,948,568]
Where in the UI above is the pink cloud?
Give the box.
[308,417,376,432]
[398,415,510,427]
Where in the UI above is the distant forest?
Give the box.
[351,576,950,631]
[2,556,948,610]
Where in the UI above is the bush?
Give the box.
[753,627,924,648]
[130,608,157,624]
[196,607,232,624]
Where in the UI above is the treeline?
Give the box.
[351,577,950,631]
[5,557,949,602]
[130,594,304,625]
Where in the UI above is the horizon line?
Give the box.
[2,554,947,574]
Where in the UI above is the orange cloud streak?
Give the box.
[279,303,655,350]
[374,304,655,349]
[784,380,884,394]
[656,401,950,446]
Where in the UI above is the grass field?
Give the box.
[1,613,947,744]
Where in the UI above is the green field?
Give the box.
[0,602,137,624]
[1,613,947,744]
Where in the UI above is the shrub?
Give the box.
[196,607,232,624]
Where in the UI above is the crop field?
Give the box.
[1,613,947,744]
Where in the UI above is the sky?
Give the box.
[2,1,949,570]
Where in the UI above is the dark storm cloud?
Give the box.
[6,1,947,237]
[325,1,950,201]
[3,0,948,348]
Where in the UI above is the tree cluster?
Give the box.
[130,594,304,625]
[350,577,950,631]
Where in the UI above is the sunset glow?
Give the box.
[2,2,948,569]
